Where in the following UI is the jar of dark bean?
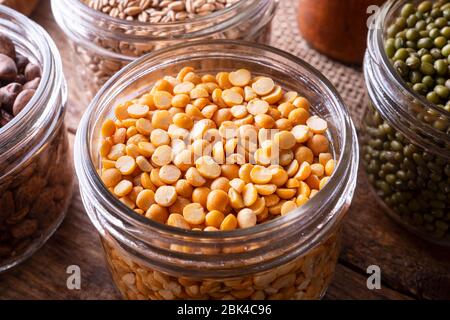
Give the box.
[364,0,450,245]
[0,6,73,271]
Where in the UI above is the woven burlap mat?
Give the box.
[270,0,367,128]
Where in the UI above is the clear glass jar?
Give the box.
[74,40,359,300]
[0,6,74,272]
[363,0,450,246]
[51,0,278,97]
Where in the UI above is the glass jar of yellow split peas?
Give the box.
[0,6,73,272]
[74,40,358,300]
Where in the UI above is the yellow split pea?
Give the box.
[98,67,335,231]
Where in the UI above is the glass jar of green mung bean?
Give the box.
[364,0,450,245]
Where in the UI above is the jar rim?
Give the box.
[0,5,66,176]
[75,40,359,243]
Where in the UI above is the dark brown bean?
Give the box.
[24,63,41,81]
[0,191,14,223]
[23,77,40,90]
[15,74,26,85]
[0,34,16,59]
[0,110,12,127]
[0,245,12,258]
[6,207,29,225]
[0,230,8,242]
[13,89,35,116]
[0,82,22,112]
[3,109,13,121]
[0,34,40,127]
[0,54,17,82]
[11,219,38,239]
[15,54,29,73]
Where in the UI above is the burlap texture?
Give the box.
[270,0,367,128]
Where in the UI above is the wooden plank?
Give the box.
[325,264,412,300]
[341,170,450,300]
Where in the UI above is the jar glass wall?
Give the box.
[74,40,359,300]
[51,0,278,96]
[363,0,450,245]
[0,6,73,271]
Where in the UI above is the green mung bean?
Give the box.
[362,107,450,242]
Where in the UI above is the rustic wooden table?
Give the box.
[1,0,449,300]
